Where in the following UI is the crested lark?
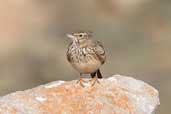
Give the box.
[66,32,106,87]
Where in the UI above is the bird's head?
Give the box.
[66,31,92,44]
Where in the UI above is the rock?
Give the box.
[0,75,160,114]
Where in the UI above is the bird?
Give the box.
[66,31,106,87]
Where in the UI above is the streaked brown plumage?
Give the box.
[66,32,106,86]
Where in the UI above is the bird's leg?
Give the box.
[91,76,99,86]
[90,71,100,86]
[77,73,86,87]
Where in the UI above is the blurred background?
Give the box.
[0,0,170,113]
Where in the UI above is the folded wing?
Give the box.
[92,41,106,64]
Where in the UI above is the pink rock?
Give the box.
[0,75,160,114]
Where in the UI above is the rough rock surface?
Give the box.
[0,75,159,114]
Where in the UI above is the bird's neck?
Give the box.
[74,39,92,48]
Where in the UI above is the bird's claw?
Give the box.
[90,77,100,87]
[76,78,86,87]
[77,77,100,87]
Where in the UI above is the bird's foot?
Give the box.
[90,77,100,87]
[76,78,87,87]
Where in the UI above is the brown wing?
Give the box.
[92,41,106,64]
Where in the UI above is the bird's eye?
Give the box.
[79,34,83,37]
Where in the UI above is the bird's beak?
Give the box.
[66,34,75,39]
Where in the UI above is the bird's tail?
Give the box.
[97,69,103,79]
